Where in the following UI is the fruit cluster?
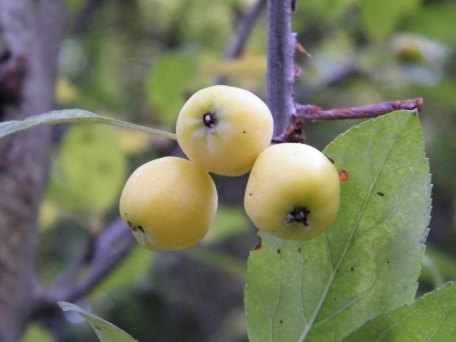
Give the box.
[119,85,340,251]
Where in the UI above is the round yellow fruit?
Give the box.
[244,143,340,241]
[176,85,273,176]
[119,157,218,251]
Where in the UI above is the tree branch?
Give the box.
[33,220,135,315]
[267,0,296,136]
[215,0,266,84]
[273,97,424,143]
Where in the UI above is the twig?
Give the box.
[215,0,266,84]
[273,97,424,143]
[297,97,424,120]
[267,0,296,136]
[33,220,135,315]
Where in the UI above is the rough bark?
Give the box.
[0,0,64,341]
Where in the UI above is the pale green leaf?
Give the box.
[58,302,137,342]
[146,53,197,125]
[345,282,456,341]
[362,0,421,41]
[0,109,176,140]
[47,125,126,213]
[245,111,431,342]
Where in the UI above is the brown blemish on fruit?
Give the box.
[252,235,262,250]
[339,169,349,182]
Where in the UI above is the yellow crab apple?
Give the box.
[176,85,273,176]
[244,143,340,241]
[119,157,218,251]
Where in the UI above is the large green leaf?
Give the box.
[47,125,126,213]
[0,109,176,140]
[245,111,431,342]
[58,302,137,342]
[345,282,456,341]
[361,0,421,41]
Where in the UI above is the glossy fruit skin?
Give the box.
[119,157,218,251]
[244,143,340,241]
[176,85,273,176]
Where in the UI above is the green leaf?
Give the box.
[58,302,137,342]
[146,52,197,125]
[345,282,456,341]
[48,125,126,213]
[186,248,245,280]
[361,0,421,41]
[0,109,176,140]
[402,5,456,44]
[245,111,431,342]
[420,247,456,287]
[203,206,249,243]
[22,324,53,342]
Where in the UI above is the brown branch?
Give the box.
[33,220,136,316]
[296,97,424,121]
[273,97,424,143]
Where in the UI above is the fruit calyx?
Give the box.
[202,112,217,128]
[285,207,310,226]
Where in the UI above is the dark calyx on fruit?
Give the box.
[285,207,310,226]
[203,112,217,128]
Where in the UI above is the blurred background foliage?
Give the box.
[31,0,456,341]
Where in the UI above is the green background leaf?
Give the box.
[361,0,421,41]
[146,52,197,125]
[58,302,137,342]
[402,4,456,44]
[48,125,126,214]
[345,282,456,341]
[245,111,431,341]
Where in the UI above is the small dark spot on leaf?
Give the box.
[350,266,355,272]
[249,193,252,196]
[386,259,390,264]
[277,249,281,254]
[298,248,301,253]
[377,192,385,197]
[242,130,247,134]
[339,169,349,182]
[138,225,145,233]
[279,320,283,324]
